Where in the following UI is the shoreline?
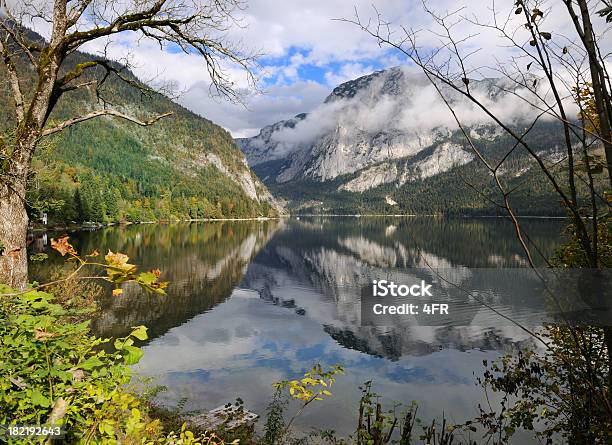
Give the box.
[291,213,568,219]
[28,216,286,234]
[29,213,567,235]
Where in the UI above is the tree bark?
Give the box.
[0,179,29,289]
[575,0,612,186]
[0,122,47,289]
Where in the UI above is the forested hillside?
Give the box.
[0,33,279,225]
[269,127,589,216]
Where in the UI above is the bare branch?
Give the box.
[60,0,258,103]
[0,17,39,67]
[341,4,599,266]
[41,109,173,137]
[67,0,94,28]
[59,79,98,93]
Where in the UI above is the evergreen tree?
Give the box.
[105,187,121,221]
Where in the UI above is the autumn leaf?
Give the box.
[34,328,56,341]
[105,250,131,268]
[104,250,137,281]
[51,236,77,256]
[112,288,123,297]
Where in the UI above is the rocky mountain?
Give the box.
[0,30,282,223]
[237,67,569,215]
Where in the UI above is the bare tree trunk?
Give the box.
[0,178,29,289]
[574,0,612,185]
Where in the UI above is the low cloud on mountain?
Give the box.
[266,67,573,155]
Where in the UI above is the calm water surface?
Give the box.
[31,217,565,438]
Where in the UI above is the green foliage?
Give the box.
[356,381,408,445]
[267,376,476,445]
[0,284,161,443]
[273,364,344,403]
[0,287,244,444]
[24,155,273,225]
[469,221,612,445]
[352,381,473,445]
[262,389,289,445]
[0,245,238,444]
[476,326,611,444]
[552,218,612,268]
[269,364,344,444]
[163,424,239,445]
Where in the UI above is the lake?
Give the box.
[30,216,567,439]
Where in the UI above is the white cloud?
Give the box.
[180,79,330,138]
[324,63,377,87]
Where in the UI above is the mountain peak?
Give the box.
[237,66,564,215]
[324,66,411,103]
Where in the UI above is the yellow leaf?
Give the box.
[105,250,131,268]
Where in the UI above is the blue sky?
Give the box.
[258,47,390,86]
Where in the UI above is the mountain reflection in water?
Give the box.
[30,217,565,439]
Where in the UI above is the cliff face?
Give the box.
[237,67,567,215]
[236,68,503,186]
